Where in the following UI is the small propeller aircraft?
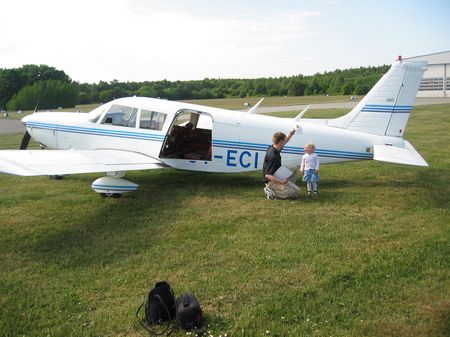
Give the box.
[0,58,428,197]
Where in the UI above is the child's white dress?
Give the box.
[301,152,320,182]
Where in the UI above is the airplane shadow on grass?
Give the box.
[25,166,447,268]
[414,168,450,209]
[26,170,262,267]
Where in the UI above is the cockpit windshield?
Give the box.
[100,104,138,128]
[87,104,107,123]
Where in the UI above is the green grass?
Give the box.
[0,104,449,337]
[266,108,350,119]
[0,95,352,120]
[183,95,359,110]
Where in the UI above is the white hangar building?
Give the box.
[404,50,450,97]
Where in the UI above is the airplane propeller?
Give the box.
[20,131,31,150]
[20,77,44,150]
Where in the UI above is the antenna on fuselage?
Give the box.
[247,97,264,114]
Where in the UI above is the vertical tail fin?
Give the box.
[328,60,427,137]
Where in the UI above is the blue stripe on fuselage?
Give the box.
[213,139,372,160]
[25,122,165,141]
[25,122,373,161]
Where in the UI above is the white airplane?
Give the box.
[0,58,428,197]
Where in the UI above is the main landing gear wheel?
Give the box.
[100,193,122,198]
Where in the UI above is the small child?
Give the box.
[300,142,320,195]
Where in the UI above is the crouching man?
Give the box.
[262,129,300,200]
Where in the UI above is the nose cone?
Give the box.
[21,113,33,125]
[21,112,55,126]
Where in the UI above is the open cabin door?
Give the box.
[160,109,214,171]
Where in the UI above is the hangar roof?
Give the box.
[404,50,450,65]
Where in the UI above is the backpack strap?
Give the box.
[136,294,174,336]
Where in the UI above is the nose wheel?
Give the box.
[100,193,122,198]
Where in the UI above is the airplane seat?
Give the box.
[181,129,212,160]
[164,124,194,156]
[183,152,202,160]
[140,120,152,129]
[177,123,193,150]
[113,116,127,126]
[183,150,208,160]
[183,143,211,161]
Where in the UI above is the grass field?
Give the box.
[0,104,449,337]
[182,95,360,110]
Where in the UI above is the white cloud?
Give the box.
[0,0,320,82]
[1,0,449,82]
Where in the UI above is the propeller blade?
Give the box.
[20,131,31,150]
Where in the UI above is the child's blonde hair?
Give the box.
[305,142,316,151]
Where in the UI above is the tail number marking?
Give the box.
[226,150,259,169]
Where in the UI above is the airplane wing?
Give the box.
[0,149,168,176]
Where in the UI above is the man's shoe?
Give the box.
[264,187,275,200]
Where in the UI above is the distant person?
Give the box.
[300,142,320,196]
[262,129,300,200]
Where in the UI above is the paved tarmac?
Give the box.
[256,97,450,114]
[0,97,449,135]
[0,119,25,134]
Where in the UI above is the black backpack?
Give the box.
[137,281,176,336]
[175,293,204,331]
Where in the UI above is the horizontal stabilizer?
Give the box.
[373,141,428,167]
[0,149,167,176]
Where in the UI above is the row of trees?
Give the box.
[0,65,74,110]
[7,80,78,111]
[0,64,390,110]
[76,65,389,104]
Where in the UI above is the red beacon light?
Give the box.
[396,55,402,61]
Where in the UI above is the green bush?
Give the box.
[6,80,78,110]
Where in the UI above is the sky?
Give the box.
[0,0,449,83]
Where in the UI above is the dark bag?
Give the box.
[175,293,204,330]
[137,281,176,336]
[146,282,176,324]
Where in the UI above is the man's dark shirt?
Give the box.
[262,145,282,182]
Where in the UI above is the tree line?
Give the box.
[0,64,390,110]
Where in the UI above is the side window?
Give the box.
[140,109,167,131]
[101,105,138,127]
